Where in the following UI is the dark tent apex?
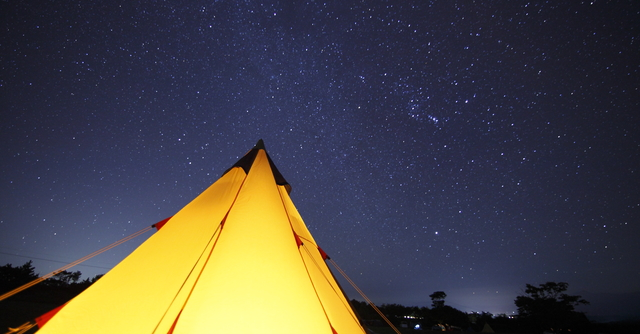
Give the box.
[222,140,291,193]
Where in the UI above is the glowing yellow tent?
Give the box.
[37,140,366,334]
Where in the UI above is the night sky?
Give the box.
[2,0,639,321]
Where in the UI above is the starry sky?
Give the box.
[2,0,639,321]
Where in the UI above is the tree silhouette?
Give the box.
[0,261,39,292]
[1,261,106,331]
[515,282,589,332]
[44,270,82,287]
[429,291,446,308]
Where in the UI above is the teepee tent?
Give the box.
[481,322,495,333]
[36,140,366,334]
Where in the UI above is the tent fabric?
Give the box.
[37,141,366,334]
[481,323,495,333]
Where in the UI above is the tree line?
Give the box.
[0,261,103,331]
[0,260,103,291]
[0,261,633,333]
[353,285,593,333]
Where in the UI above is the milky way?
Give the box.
[1,1,639,320]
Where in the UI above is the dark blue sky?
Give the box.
[2,0,639,321]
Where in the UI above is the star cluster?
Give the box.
[1,0,639,319]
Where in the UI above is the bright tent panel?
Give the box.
[278,186,365,333]
[173,150,333,333]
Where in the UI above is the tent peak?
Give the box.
[254,139,265,150]
[222,140,292,193]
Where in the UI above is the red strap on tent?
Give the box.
[294,232,304,247]
[35,304,66,328]
[318,246,330,260]
[152,216,173,230]
[167,311,182,334]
